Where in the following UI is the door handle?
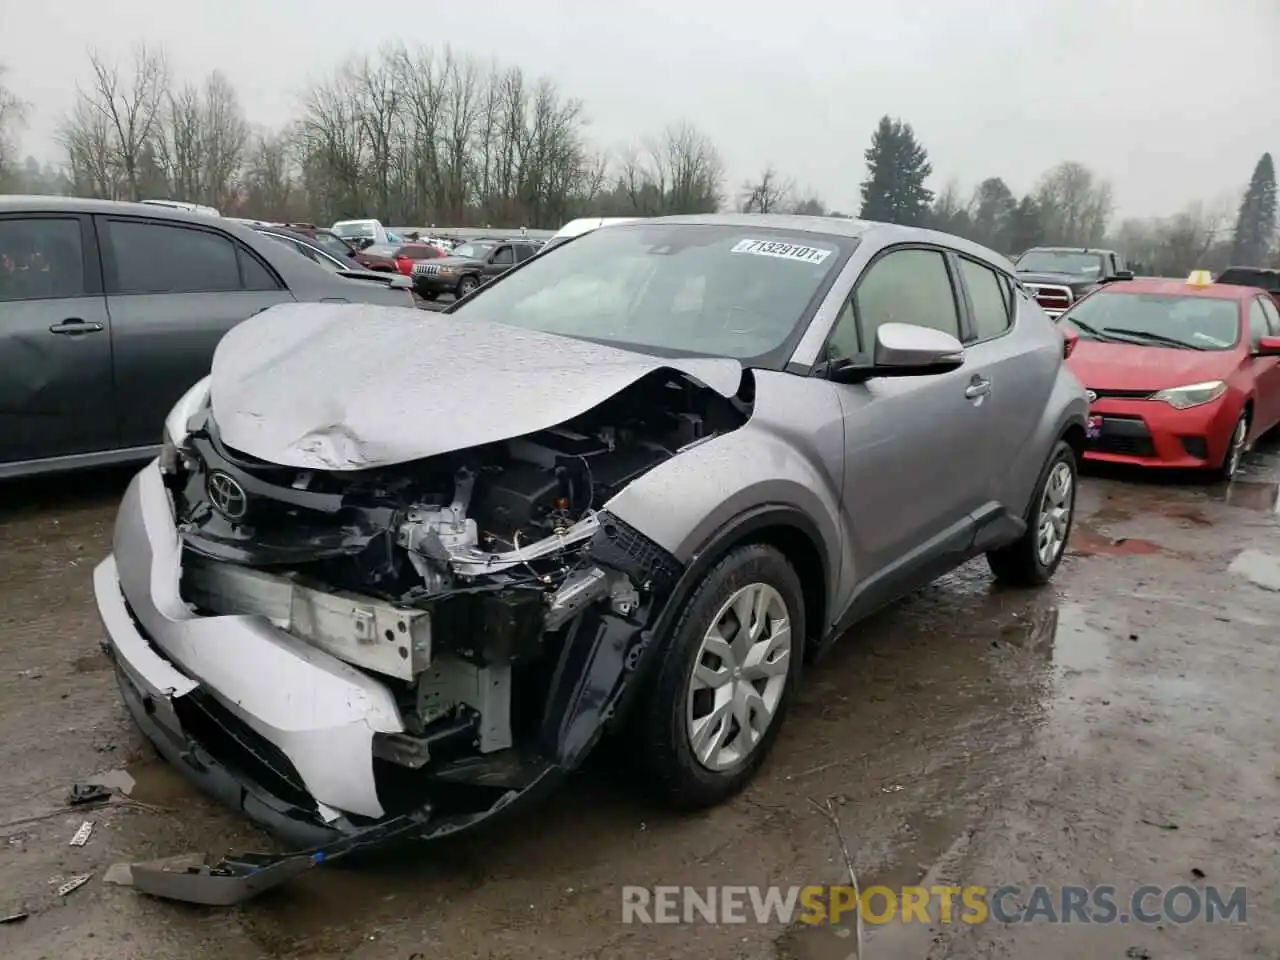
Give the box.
[965,377,991,400]
[49,318,105,336]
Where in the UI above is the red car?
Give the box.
[354,242,446,274]
[1061,273,1280,478]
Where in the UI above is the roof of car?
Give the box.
[1097,278,1256,301]
[0,194,224,222]
[629,213,1015,270]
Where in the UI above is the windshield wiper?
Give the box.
[1066,319,1113,341]
[1102,328,1208,351]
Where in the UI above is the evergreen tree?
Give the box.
[858,116,934,226]
[1231,153,1277,265]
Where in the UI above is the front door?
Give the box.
[1247,297,1280,434]
[0,213,116,469]
[483,244,515,282]
[98,216,294,449]
[825,246,991,616]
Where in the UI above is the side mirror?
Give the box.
[1062,326,1079,358]
[1254,335,1280,357]
[828,322,965,383]
[1113,269,1135,281]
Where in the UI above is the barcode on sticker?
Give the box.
[730,239,832,265]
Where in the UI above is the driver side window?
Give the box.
[492,245,514,266]
[854,248,961,351]
[1249,298,1270,347]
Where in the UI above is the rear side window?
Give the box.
[108,220,240,294]
[238,247,282,290]
[958,257,1012,341]
[855,248,962,343]
[0,217,86,302]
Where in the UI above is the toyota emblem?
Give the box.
[207,471,248,520]
[1086,390,1097,403]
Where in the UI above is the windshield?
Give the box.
[1016,250,1104,277]
[1062,291,1241,350]
[450,223,850,362]
[334,222,376,239]
[313,233,355,258]
[453,242,495,260]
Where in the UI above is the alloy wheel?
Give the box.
[1036,460,1074,567]
[686,582,792,772]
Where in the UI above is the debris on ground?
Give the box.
[55,874,92,897]
[68,821,93,846]
[1228,549,1280,591]
[67,782,112,806]
[0,911,29,924]
[1139,817,1179,830]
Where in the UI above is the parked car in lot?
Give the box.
[411,238,539,299]
[252,226,416,297]
[0,197,415,479]
[94,213,1086,904]
[1014,246,1134,318]
[1215,265,1280,307]
[331,218,396,249]
[540,216,639,254]
[1060,271,1280,477]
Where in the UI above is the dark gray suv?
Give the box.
[0,196,416,479]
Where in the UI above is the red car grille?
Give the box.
[1026,284,1072,312]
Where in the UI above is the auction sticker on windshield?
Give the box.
[731,239,832,265]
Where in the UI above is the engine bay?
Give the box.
[165,369,747,786]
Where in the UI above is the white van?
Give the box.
[541,217,638,253]
[331,218,397,248]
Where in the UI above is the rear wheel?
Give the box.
[1215,411,1249,481]
[987,440,1077,587]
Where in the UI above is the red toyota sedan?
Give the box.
[1061,274,1280,478]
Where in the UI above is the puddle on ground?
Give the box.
[1228,549,1280,592]
[1068,522,1164,557]
[1216,479,1280,514]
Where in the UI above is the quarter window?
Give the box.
[854,248,962,346]
[958,257,1012,340]
[0,217,86,302]
[108,220,241,294]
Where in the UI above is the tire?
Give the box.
[987,439,1077,587]
[632,543,804,809]
[456,275,478,297]
[1214,410,1249,481]
[419,290,438,302]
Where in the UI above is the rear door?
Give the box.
[0,213,116,468]
[99,215,295,449]
[952,253,1042,502]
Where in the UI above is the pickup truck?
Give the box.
[1013,246,1134,318]
[1214,266,1280,307]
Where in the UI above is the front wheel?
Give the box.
[632,543,804,809]
[456,275,478,298]
[1215,411,1249,481]
[987,440,1077,587]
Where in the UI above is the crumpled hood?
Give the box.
[209,302,744,470]
[1067,339,1237,392]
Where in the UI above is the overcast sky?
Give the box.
[6,0,1278,220]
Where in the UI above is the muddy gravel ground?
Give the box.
[2,446,1279,960]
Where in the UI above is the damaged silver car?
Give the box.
[94,214,1087,903]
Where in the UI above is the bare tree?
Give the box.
[739,166,792,213]
[1035,161,1114,245]
[67,45,169,200]
[618,122,724,216]
[0,65,28,188]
